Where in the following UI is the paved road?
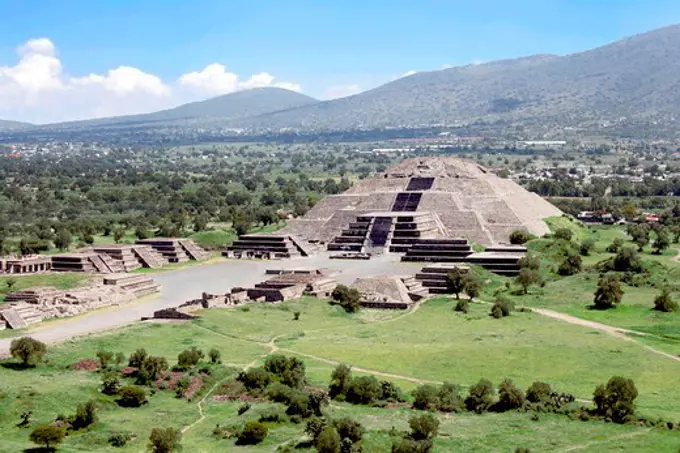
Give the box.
[0,253,417,355]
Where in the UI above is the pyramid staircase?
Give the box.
[103,274,161,298]
[400,239,473,263]
[225,235,307,259]
[0,304,43,329]
[388,213,443,252]
[414,264,470,294]
[178,239,210,261]
[400,276,429,301]
[136,239,190,263]
[327,217,371,252]
[133,245,166,268]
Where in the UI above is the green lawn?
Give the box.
[0,273,91,302]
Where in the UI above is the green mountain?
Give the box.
[0,119,32,130]
[228,24,680,131]
[51,87,319,129]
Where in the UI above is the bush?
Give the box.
[606,238,623,253]
[408,413,439,441]
[137,356,169,385]
[102,373,121,395]
[463,272,482,300]
[526,382,552,404]
[333,417,364,443]
[264,354,306,388]
[446,267,467,299]
[117,386,147,407]
[454,299,468,313]
[653,289,678,312]
[593,376,638,424]
[29,424,66,450]
[177,347,204,370]
[316,426,341,453]
[285,390,313,418]
[391,438,433,453]
[516,268,541,295]
[497,379,525,411]
[267,382,295,403]
[593,275,624,309]
[554,228,573,241]
[412,384,439,411]
[96,350,114,369]
[128,348,148,368]
[237,403,251,415]
[237,367,271,391]
[346,376,381,405]
[465,379,494,413]
[510,230,532,245]
[612,247,643,273]
[237,421,268,445]
[175,377,190,398]
[518,255,540,271]
[380,380,405,402]
[490,298,512,319]
[148,427,182,453]
[258,407,288,423]
[437,382,464,412]
[108,432,132,447]
[72,399,97,430]
[329,364,352,400]
[558,253,582,276]
[579,238,595,256]
[10,337,47,367]
[305,417,328,442]
[331,285,362,313]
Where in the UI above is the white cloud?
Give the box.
[321,84,362,100]
[0,38,302,123]
[401,70,417,78]
[179,63,300,96]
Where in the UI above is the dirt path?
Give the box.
[530,308,680,363]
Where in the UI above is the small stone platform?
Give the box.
[1,255,52,274]
[136,238,210,263]
[224,234,312,259]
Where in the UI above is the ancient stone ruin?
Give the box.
[350,276,428,309]
[0,255,52,274]
[280,157,561,247]
[0,274,160,329]
[223,234,315,260]
[136,238,209,263]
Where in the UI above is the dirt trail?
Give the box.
[531,308,680,363]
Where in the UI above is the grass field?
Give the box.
[0,273,91,303]
[2,293,680,452]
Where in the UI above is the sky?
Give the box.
[2,0,680,124]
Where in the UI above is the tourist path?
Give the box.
[0,253,416,355]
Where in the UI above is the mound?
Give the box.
[281,157,561,246]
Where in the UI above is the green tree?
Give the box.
[346,376,381,405]
[331,285,361,313]
[653,288,678,313]
[118,386,147,407]
[579,238,595,256]
[237,421,268,445]
[463,272,481,300]
[653,228,671,254]
[437,382,464,412]
[329,364,352,400]
[445,268,466,299]
[554,228,573,241]
[333,418,364,443]
[208,348,221,364]
[526,382,552,404]
[593,376,638,424]
[237,367,271,391]
[516,268,541,295]
[113,227,125,244]
[137,356,169,385]
[128,348,148,368]
[606,237,624,253]
[72,399,98,430]
[558,253,582,276]
[465,378,494,413]
[412,384,439,411]
[54,229,72,250]
[102,372,121,395]
[509,230,531,245]
[176,347,204,370]
[593,275,624,309]
[408,413,439,441]
[29,425,66,450]
[497,379,525,411]
[148,427,182,453]
[612,247,643,272]
[316,426,341,453]
[10,337,47,367]
[96,350,114,369]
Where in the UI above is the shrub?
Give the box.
[102,373,121,395]
[72,399,97,430]
[238,421,268,445]
[208,348,221,364]
[463,272,482,300]
[593,376,638,424]
[293,311,301,321]
[579,238,595,256]
[437,382,464,412]
[29,425,66,450]
[454,299,468,313]
[510,230,532,245]
[554,228,573,241]
[391,438,433,453]
[497,379,525,411]
[267,382,295,403]
[285,390,313,418]
[333,417,364,443]
[308,388,330,416]
[117,386,147,407]
[175,377,190,398]
[331,285,361,313]
[137,356,169,385]
[653,228,671,254]
[114,352,125,366]
[612,247,643,273]
[518,255,540,271]
[558,253,582,276]
[606,237,624,253]
[316,426,341,453]
[412,384,439,411]
[128,348,148,368]
[408,413,439,441]
[465,378,494,413]
[258,407,288,423]
[177,347,204,370]
[346,376,382,405]
[237,403,251,415]
[526,382,552,404]
[237,367,271,391]
[490,298,512,319]
[148,427,182,453]
[10,337,47,367]
[653,289,678,312]
[516,268,541,295]
[329,364,352,400]
[305,417,328,442]
[264,354,306,388]
[593,275,624,309]
[445,267,467,299]
[108,432,132,447]
[380,380,405,402]
[96,350,114,369]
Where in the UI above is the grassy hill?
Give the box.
[0,119,32,130]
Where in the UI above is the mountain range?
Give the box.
[5,24,680,133]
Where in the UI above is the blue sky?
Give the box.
[1,0,680,122]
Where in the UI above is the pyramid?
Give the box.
[280,157,562,246]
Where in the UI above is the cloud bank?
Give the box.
[0,38,302,123]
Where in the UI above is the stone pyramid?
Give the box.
[280,157,562,246]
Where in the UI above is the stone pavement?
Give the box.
[0,253,418,355]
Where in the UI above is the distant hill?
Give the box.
[50,88,319,129]
[0,119,32,131]
[226,24,680,131]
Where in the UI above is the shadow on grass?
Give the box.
[24,448,56,453]
[1,361,34,371]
